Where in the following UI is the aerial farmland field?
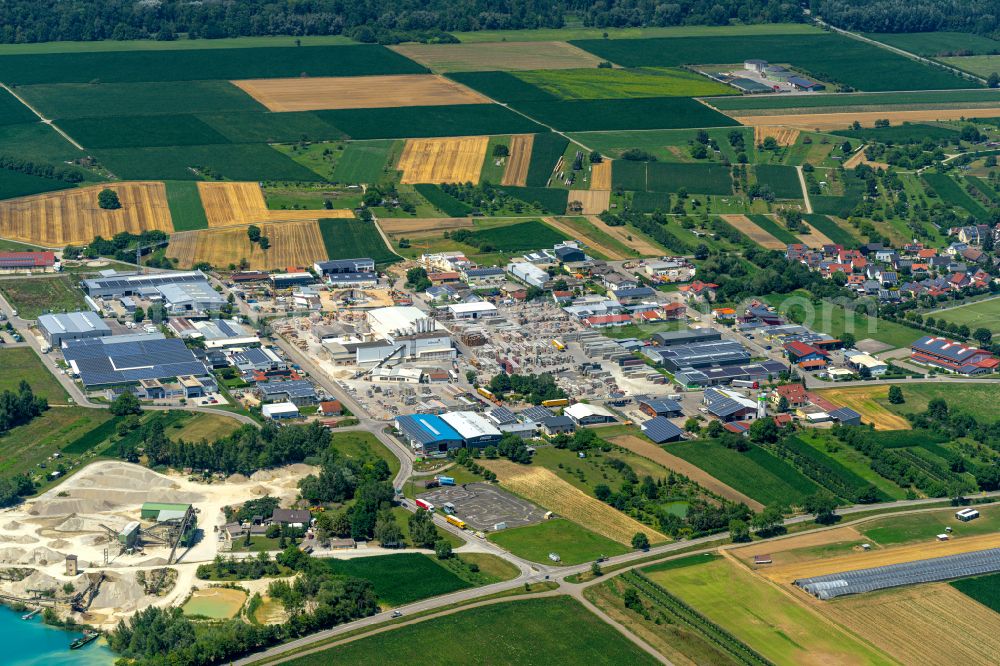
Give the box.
[167,219,327,270]
[318,218,399,266]
[512,96,740,131]
[314,103,543,139]
[933,296,1000,336]
[709,89,1000,112]
[390,41,605,72]
[515,67,735,99]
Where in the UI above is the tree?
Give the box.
[974,327,993,347]
[110,391,142,416]
[748,417,779,444]
[631,532,650,551]
[729,518,750,543]
[989,72,1000,88]
[259,236,271,251]
[777,395,790,413]
[408,509,438,549]
[374,510,402,548]
[706,420,723,437]
[751,506,784,535]
[591,561,603,577]
[684,417,701,434]
[589,151,603,163]
[98,188,121,210]
[434,539,453,559]
[840,332,856,349]
[247,225,262,243]
[887,385,904,404]
[132,306,145,323]
[803,491,838,524]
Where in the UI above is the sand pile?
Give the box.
[54,514,128,533]
[31,463,203,516]
[0,534,38,544]
[0,546,65,565]
[91,570,157,612]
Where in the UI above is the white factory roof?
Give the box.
[446,302,497,315]
[262,402,299,418]
[441,411,501,439]
[368,306,445,336]
[850,353,887,369]
[564,403,616,420]
[38,311,110,336]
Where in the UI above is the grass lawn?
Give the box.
[321,553,470,607]
[165,413,241,443]
[330,430,400,479]
[860,504,1000,546]
[0,347,68,402]
[666,439,822,507]
[882,383,1000,423]
[0,275,88,319]
[933,296,1000,336]
[390,506,465,549]
[764,290,921,350]
[794,430,908,500]
[0,407,112,482]
[456,552,519,583]
[645,556,894,666]
[951,572,1000,612]
[601,321,686,340]
[283,596,660,665]
[164,180,209,231]
[488,518,629,566]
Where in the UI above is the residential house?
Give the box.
[678,281,718,303]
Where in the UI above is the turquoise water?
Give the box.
[0,606,115,666]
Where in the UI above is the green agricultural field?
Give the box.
[165,181,208,231]
[330,430,400,479]
[647,162,733,194]
[501,186,569,215]
[96,143,323,181]
[0,123,88,173]
[571,127,752,165]
[832,123,959,143]
[318,218,399,267]
[0,347,68,402]
[321,553,469,607]
[811,176,866,217]
[881,383,1000,423]
[315,104,543,140]
[967,176,1000,204]
[801,214,858,246]
[488,519,629,566]
[940,55,1000,77]
[512,97,739,132]
[754,164,802,199]
[515,67,734,99]
[332,140,399,184]
[666,439,822,507]
[645,557,894,665]
[764,291,921,349]
[933,296,1000,336]
[462,219,566,252]
[17,80,264,120]
[630,191,672,212]
[866,32,1000,57]
[525,132,569,187]
[0,407,114,483]
[447,71,559,102]
[612,159,649,190]
[571,34,974,91]
[60,114,231,149]
[746,214,799,243]
[0,171,76,200]
[0,87,36,125]
[861,505,1000,546]
[0,44,425,85]
[197,111,343,144]
[284,597,659,666]
[413,184,473,217]
[0,276,88,320]
[924,173,991,220]
[794,431,908,500]
[951,572,1000,613]
[708,88,1000,111]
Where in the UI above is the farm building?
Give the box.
[0,251,57,272]
[506,261,550,289]
[828,407,862,426]
[641,417,684,443]
[727,77,775,94]
[910,336,999,375]
[565,403,617,425]
[844,351,888,376]
[764,65,791,81]
[38,311,111,346]
[787,76,825,91]
[63,334,211,388]
[262,402,300,419]
[395,413,464,453]
[702,388,759,422]
[440,411,503,448]
[744,59,768,72]
[81,270,209,299]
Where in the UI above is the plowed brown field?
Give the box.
[843,149,890,170]
[720,214,785,249]
[568,189,611,215]
[198,182,352,228]
[168,220,327,270]
[389,41,605,72]
[232,74,489,112]
[589,215,663,255]
[736,108,1000,130]
[590,160,612,189]
[612,435,764,510]
[482,459,667,545]
[0,182,172,246]
[397,136,489,184]
[377,217,474,234]
[501,134,533,186]
[754,126,800,146]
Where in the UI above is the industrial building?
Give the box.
[63,334,211,388]
[262,402,300,419]
[157,281,226,313]
[506,261,549,289]
[314,258,375,275]
[38,311,111,346]
[440,411,503,448]
[673,360,786,388]
[364,306,454,362]
[271,272,314,289]
[565,403,617,425]
[141,502,192,521]
[645,340,752,372]
[641,417,684,443]
[395,413,464,453]
[844,351,888,376]
[651,328,722,347]
[231,347,286,373]
[463,267,506,286]
[636,396,683,418]
[0,251,57,272]
[446,302,498,320]
[910,336,999,375]
[81,270,209,299]
[170,318,259,348]
[256,379,318,406]
[702,388,761,422]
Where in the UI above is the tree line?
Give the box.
[812,0,1000,37]
[0,156,84,183]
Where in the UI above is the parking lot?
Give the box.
[418,482,546,531]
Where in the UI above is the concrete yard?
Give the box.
[417,482,546,531]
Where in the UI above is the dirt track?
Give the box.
[501,134,533,186]
[719,214,785,250]
[736,108,1000,130]
[232,74,489,112]
[541,216,625,260]
[377,217,474,234]
[611,435,764,511]
[398,136,489,185]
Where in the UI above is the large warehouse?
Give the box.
[81,270,209,299]
[395,414,464,453]
[644,340,751,372]
[910,336,999,375]
[365,306,454,362]
[440,411,503,448]
[63,334,212,388]
[38,311,111,346]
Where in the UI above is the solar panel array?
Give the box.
[641,416,683,443]
[63,337,209,387]
[795,547,1000,600]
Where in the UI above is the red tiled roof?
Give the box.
[784,340,828,357]
[0,251,56,267]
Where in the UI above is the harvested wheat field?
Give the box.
[0,182,172,246]
[198,182,351,228]
[568,189,611,215]
[482,459,667,545]
[761,532,1000,585]
[232,74,489,112]
[590,160,612,189]
[377,217,474,235]
[389,41,605,72]
[754,126,800,146]
[589,215,663,255]
[820,583,1000,666]
[720,214,785,250]
[501,134,534,186]
[541,216,625,260]
[729,526,866,566]
[736,108,1000,131]
[612,435,763,510]
[397,136,489,185]
[814,386,911,430]
[168,220,327,270]
[844,149,890,170]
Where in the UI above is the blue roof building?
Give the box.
[395,414,464,453]
[63,335,210,388]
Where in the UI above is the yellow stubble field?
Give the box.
[397,136,490,185]
[168,219,327,270]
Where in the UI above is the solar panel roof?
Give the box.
[64,337,209,387]
[641,417,683,443]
